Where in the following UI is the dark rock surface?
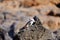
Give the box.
[0,28,5,40]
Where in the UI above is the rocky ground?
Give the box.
[0,0,60,40]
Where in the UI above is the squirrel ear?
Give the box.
[33,16,42,25]
[33,16,40,21]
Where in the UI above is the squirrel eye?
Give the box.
[32,22,35,25]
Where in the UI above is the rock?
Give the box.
[0,28,12,40]
[0,28,5,40]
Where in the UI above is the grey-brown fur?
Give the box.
[13,16,56,40]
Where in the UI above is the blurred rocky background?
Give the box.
[0,0,60,40]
